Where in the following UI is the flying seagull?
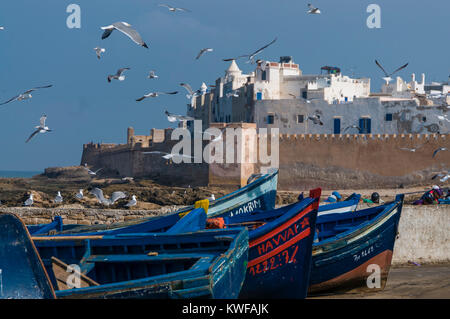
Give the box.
[196,48,213,60]
[125,195,137,208]
[75,189,84,200]
[165,110,194,122]
[54,191,63,204]
[399,144,424,152]
[180,83,202,99]
[159,4,191,12]
[308,114,323,125]
[85,167,103,176]
[142,151,195,161]
[0,85,53,106]
[0,27,4,30]
[375,60,409,85]
[307,4,321,14]
[94,47,106,59]
[136,91,178,101]
[223,37,277,64]
[90,188,127,206]
[101,22,148,48]
[148,70,158,79]
[26,115,52,143]
[343,125,362,133]
[431,171,450,182]
[226,90,239,98]
[107,67,130,82]
[24,194,33,206]
[432,147,448,158]
[436,115,450,123]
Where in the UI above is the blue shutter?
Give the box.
[334,118,341,134]
[257,92,262,100]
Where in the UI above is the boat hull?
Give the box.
[309,196,403,295]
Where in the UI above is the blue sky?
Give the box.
[0,0,449,171]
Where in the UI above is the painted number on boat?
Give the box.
[353,245,374,262]
[248,245,299,276]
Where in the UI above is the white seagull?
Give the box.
[307,4,321,14]
[431,171,450,182]
[436,115,450,123]
[226,90,239,98]
[0,27,4,30]
[54,191,63,204]
[75,189,84,200]
[108,67,130,82]
[180,83,201,99]
[142,151,195,161]
[0,85,53,106]
[399,144,424,152]
[148,70,158,79]
[308,114,323,125]
[136,91,178,101]
[101,22,148,48]
[90,188,127,206]
[26,115,52,143]
[83,164,103,176]
[159,4,191,12]
[375,60,409,85]
[196,48,213,60]
[125,195,137,208]
[165,110,194,122]
[24,194,33,206]
[207,194,215,201]
[223,37,277,64]
[94,47,106,59]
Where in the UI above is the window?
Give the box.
[385,113,393,121]
[302,91,307,99]
[267,114,274,124]
[262,70,267,81]
[422,116,427,122]
[297,115,304,123]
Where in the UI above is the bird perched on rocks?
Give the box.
[75,189,84,200]
[125,195,137,208]
[54,191,63,204]
[24,194,33,206]
[207,194,215,201]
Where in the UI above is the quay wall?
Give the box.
[2,205,449,264]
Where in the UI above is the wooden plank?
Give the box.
[51,257,99,291]
[32,235,104,241]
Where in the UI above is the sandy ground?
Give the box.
[309,264,450,299]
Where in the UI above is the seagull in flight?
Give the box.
[180,83,201,99]
[307,4,321,14]
[226,90,239,98]
[94,47,106,59]
[125,195,137,208]
[148,70,158,79]
[159,4,191,12]
[101,21,148,48]
[0,26,5,30]
[343,125,362,133]
[431,171,450,182]
[107,67,130,82]
[54,191,63,204]
[196,48,213,60]
[143,151,195,161]
[432,147,448,158]
[24,194,33,206]
[375,60,409,85]
[165,110,194,122]
[399,144,424,152]
[223,37,277,64]
[436,115,450,123]
[308,114,323,125]
[90,188,127,206]
[83,164,103,176]
[136,91,178,101]
[0,85,53,106]
[26,115,52,143]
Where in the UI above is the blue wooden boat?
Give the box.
[308,194,404,295]
[28,216,63,235]
[33,226,249,299]
[0,213,55,299]
[32,169,279,237]
[318,193,361,216]
[211,188,321,299]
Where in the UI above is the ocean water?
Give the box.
[0,170,42,178]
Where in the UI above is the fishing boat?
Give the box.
[318,193,361,216]
[210,188,321,298]
[308,194,404,295]
[31,169,279,237]
[33,225,249,299]
[0,213,55,299]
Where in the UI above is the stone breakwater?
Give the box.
[0,205,185,226]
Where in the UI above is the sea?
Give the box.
[0,170,42,178]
